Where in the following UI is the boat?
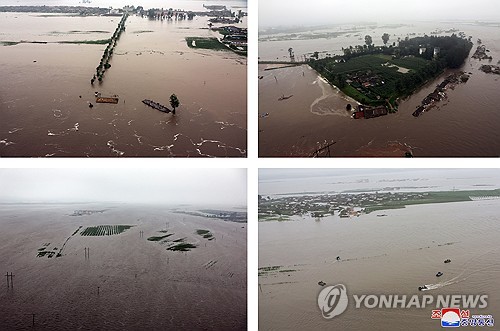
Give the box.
[444,259,451,263]
[318,281,326,286]
[278,94,293,101]
[436,272,443,277]
[418,285,428,291]
[142,99,171,113]
[96,95,119,104]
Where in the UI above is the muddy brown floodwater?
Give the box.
[0,203,247,330]
[0,11,246,157]
[259,22,500,157]
[259,200,500,330]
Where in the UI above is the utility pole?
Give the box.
[5,272,14,289]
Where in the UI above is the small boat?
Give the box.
[418,285,428,291]
[142,99,171,113]
[444,259,451,263]
[318,281,326,286]
[436,272,443,277]
[278,94,293,101]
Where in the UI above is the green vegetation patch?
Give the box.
[258,214,291,222]
[185,37,228,51]
[49,30,110,35]
[258,265,297,276]
[196,229,214,239]
[59,39,111,45]
[167,243,197,251]
[259,266,281,272]
[0,41,20,46]
[71,226,82,236]
[147,233,174,241]
[390,56,429,71]
[364,189,498,213]
[80,225,133,236]
[37,251,55,258]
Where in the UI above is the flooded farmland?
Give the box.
[259,169,500,330]
[259,22,500,156]
[0,203,247,330]
[0,2,247,157]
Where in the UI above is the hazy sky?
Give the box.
[260,0,500,27]
[0,168,246,206]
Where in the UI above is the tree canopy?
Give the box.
[382,33,390,45]
[170,94,180,114]
[365,35,373,46]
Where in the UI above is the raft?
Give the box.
[96,96,119,104]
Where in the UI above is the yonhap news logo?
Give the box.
[317,284,348,319]
[317,284,489,320]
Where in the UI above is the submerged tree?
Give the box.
[170,94,180,115]
[365,35,373,47]
[382,33,390,46]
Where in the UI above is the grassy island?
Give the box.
[308,34,473,111]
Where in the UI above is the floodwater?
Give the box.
[259,175,500,330]
[259,22,500,156]
[0,5,247,157]
[0,203,247,330]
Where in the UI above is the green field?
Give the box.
[364,189,500,213]
[80,225,134,236]
[390,56,429,70]
[315,54,423,105]
[185,37,228,51]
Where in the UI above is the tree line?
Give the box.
[91,13,128,85]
